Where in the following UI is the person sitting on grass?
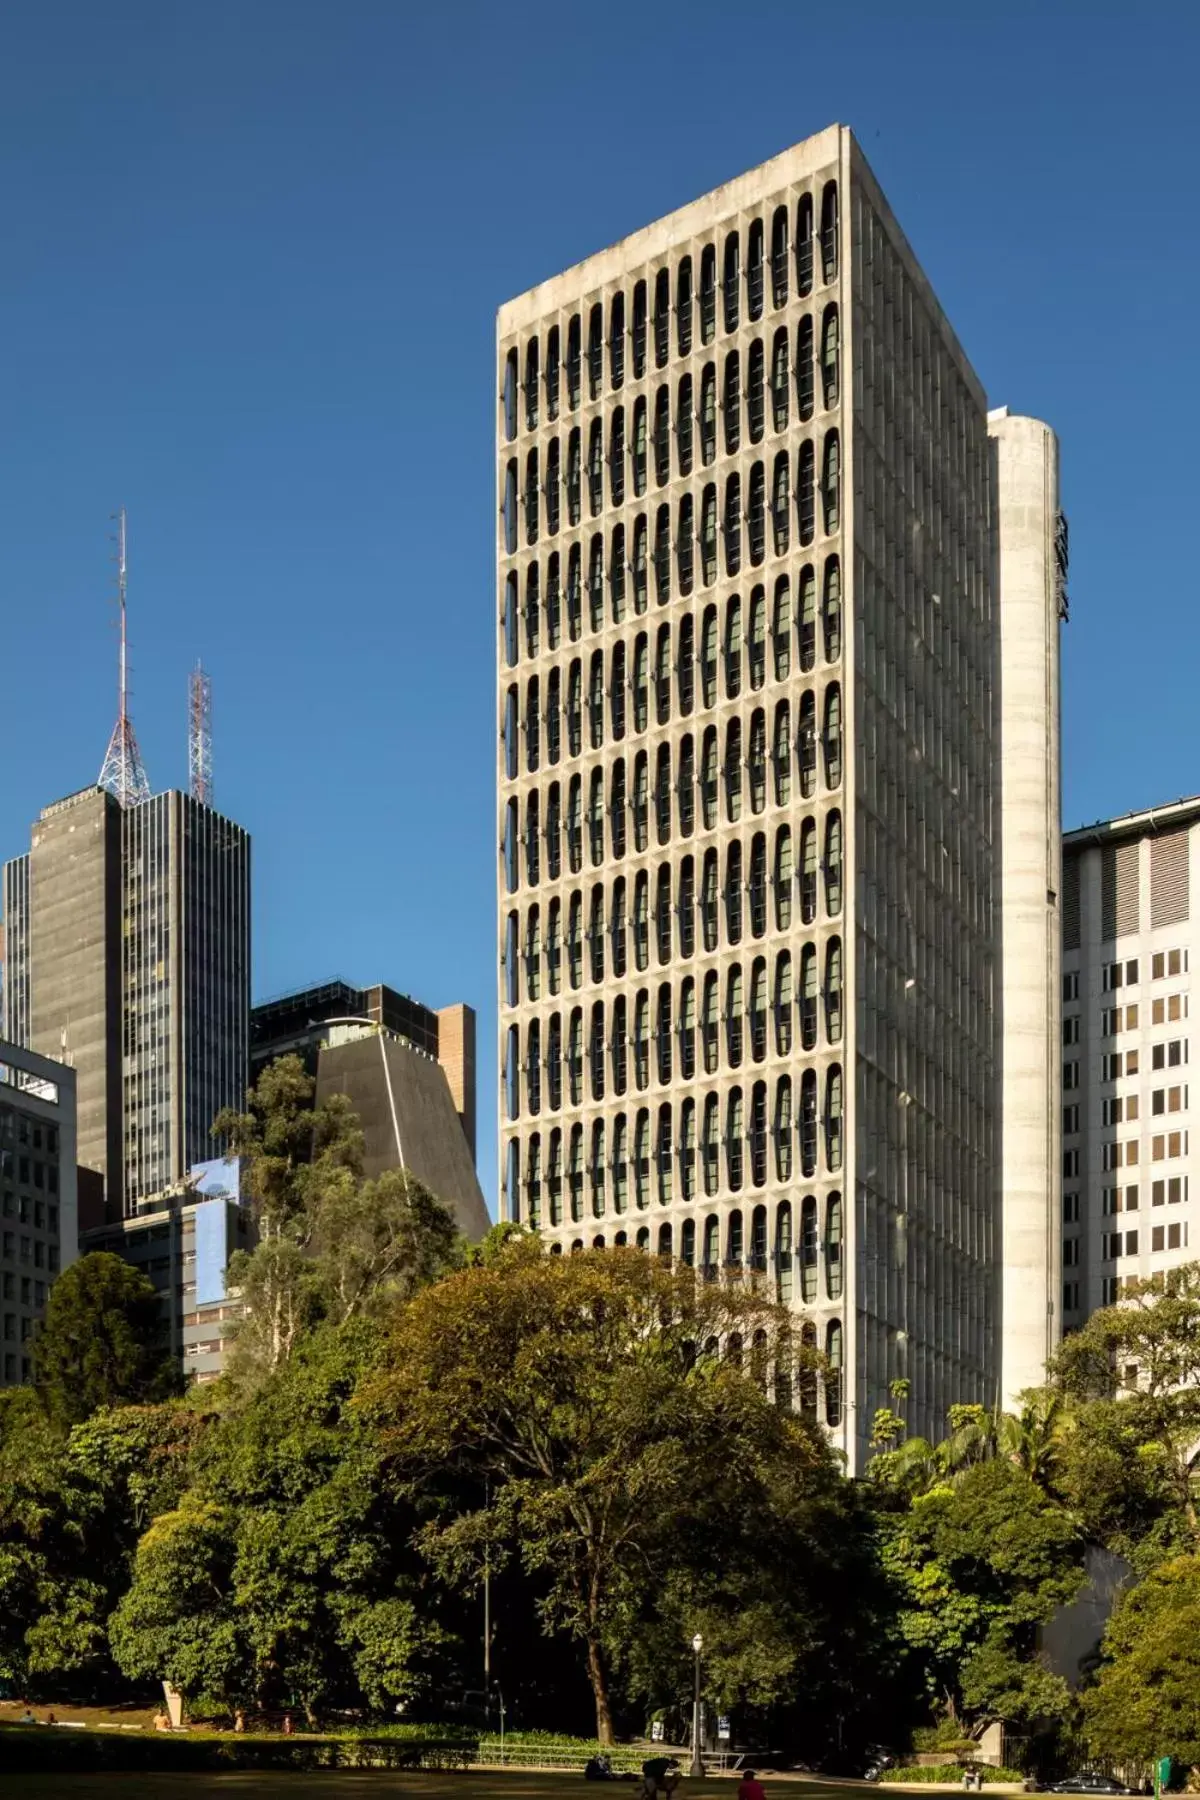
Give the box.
[738,1770,767,1800]
[642,1755,682,1799]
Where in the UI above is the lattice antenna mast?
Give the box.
[97,508,152,806]
[189,662,212,808]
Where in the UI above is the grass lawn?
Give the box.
[1,1771,861,1800]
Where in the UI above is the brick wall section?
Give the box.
[437,1003,478,1163]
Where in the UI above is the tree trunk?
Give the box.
[586,1632,615,1745]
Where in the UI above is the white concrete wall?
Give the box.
[991,410,1062,1404]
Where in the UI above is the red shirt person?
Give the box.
[738,1772,767,1800]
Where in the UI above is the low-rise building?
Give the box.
[0,1040,78,1383]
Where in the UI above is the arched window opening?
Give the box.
[677,372,694,475]
[701,968,719,1075]
[703,1095,721,1197]
[722,231,739,332]
[680,973,697,1076]
[797,313,814,421]
[567,1010,584,1110]
[799,564,817,670]
[568,1123,584,1222]
[796,192,814,294]
[820,304,840,408]
[800,817,818,922]
[566,314,581,410]
[771,327,789,433]
[503,459,518,554]
[587,303,603,401]
[723,716,743,823]
[770,205,788,308]
[504,572,518,668]
[820,182,839,284]
[823,683,843,788]
[727,1088,745,1192]
[748,588,766,689]
[677,495,695,597]
[727,1207,744,1268]
[724,595,743,700]
[750,1203,768,1273]
[776,1199,793,1302]
[773,701,792,805]
[503,684,519,781]
[587,643,604,745]
[824,811,843,916]
[634,1109,650,1209]
[825,1318,844,1427]
[653,384,671,486]
[799,1321,818,1420]
[503,346,519,443]
[701,847,719,953]
[677,614,695,717]
[750,957,768,1063]
[524,564,540,660]
[631,397,647,497]
[526,1019,542,1115]
[749,831,767,936]
[548,1129,563,1224]
[723,350,741,456]
[747,338,765,442]
[825,1064,844,1172]
[608,523,626,623]
[798,689,817,798]
[726,964,744,1069]
[654,504,671,603]
[675,255,693,356]
[772,577,791,680]
[771,451,790,557]
[588,883,605,982]
[566,429,582,527]
[747,462,766,565]
[748,711,767,815]
[608,408,625,509]
[610,995,627,1096]
[822,429,841,534]
[610,644,627,744]
[612,1116,628,1214]
[548,1013,563,1109]
[797,439,816,545]
[610,879,627,979]
[653,267,670,368]
[655,982,672,1084]
[524,791,540,886]
[657,1104,673,1206]
[700,484,718,586]
[774,950,793,1056]
[547,898,563,994]
[774,825,793,931]
[545,438,561,535]
[699,244,716,343]
[566,660,582,759]
[680,1216,696,1266]
[800,1069,818,1178]
[504,1023,519,1121]
[632,515,648,614]
[823,555,842,662]
[633,872,649,971]
[609,291,625,389]
[587,421,603,519]
[632,752,649,855]
[505,1138,520,1222]
[702,1212,720,1274]
[700,605,718,708]
[800,1196,818,1302]
[545,325,561,421]
[678,739,696,841]
[750,1081,768,1188]
[632,280,647,379]
[700,366,717,466]
[775,1075,793,1181]
[504,910,519,1008]
[567,546,582,643]
[545,554,562,649]
[632,634,649,735]
[524,906,542,1002]
[824,938,843,1044]
[800,943,818,1050]
[747,217,764,319]
[725,839,744,943]
[655,863,672,963]
[590,1004,605,1103]
[825,1192,843,1300]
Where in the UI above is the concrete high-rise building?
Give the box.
[3,786,250,1218]
[991,410,1065,1404]
[495,125,1052,1468]
[0,1039,78,1384]
[1061,800,1200,1323]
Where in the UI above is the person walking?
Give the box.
[642,1755,682,1799]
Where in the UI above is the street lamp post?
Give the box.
[690,1634,704,1778]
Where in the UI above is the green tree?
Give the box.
[216,1056,460,1380]
[1082,1554,1200,1762]
[879,1458,1083,1732]
[366,1239,842,1744]
[32,1253,179,1430]
[110,1321,448,1721]
[1052,1265,1200,1544]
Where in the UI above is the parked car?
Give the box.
[1041,1777,1132,1795]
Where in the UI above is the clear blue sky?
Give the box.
[3,1,1198,1213]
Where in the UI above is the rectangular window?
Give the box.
[1153,1225,1165,1251]
[1169,948,1187,975]
[1063,1193,1080,1223]
[1062,1060,1079,1089]
[1063,1281,1080,1312]
[1104,962,1123,991]
[1063,1016,1080,1045]
[1126,1184,1140,1210]
[1063,1237,1080,1267]
[1127,959,1139,985]
[1169,1222,1183,1250]
[1063,1148,1080,1177]
[1063,972,1079,1002]
[1153,952,1164,980]
[1063,1104,1080,1134]
[1102,1186,1120,1214]
[1101,1277,1119,1305]
[1103,1052,1123,1080]
[1125,1230,1139,1256]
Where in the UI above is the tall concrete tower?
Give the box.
[495,125,1008,1469]
[991,409,1064,1405]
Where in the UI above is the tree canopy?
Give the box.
[32,1253,180,1429]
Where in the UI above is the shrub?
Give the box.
[879,1765,1024,1785]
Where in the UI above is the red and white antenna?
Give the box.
[189,662,212,808]
[97,508,151,807]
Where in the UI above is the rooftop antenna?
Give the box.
[189,662,212,808]
[97,508,152,806]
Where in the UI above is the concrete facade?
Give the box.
[496,126,1003,1469]
[315,1024,491,1240]
[1062,800,1200,1319]
[0,1039,78,1384]
[991,410,1063,1403]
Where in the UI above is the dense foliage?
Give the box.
[5,1061,1200,1768]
